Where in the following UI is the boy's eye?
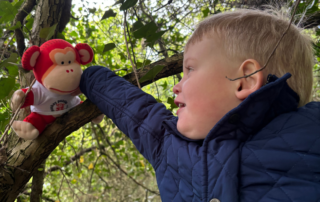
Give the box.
[186,67,194,74]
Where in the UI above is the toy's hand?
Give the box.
[11,90,25,112]
[71,87,82,96]
[92,114,104,124]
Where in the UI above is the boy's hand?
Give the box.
[71,87,82,96]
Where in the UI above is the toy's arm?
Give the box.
[80,66,174,167]
[11,89,34,111]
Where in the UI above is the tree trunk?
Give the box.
[1,0,72,201]
[0,51,183,201]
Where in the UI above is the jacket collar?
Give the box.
[164,73,299,143]
[204,73,299,142]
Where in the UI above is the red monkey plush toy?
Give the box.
[10,39,104,140]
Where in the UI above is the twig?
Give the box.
[101,151,160,195]
[123,11,141,89]
[0,33,15,62]
[226,0,301,81]
[0,78,36,144]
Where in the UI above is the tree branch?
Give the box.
[13,0,37,56]
[46,146,98,173]
[0,52,183,201]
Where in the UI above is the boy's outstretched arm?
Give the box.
[80,66,174,167]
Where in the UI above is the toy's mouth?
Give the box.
[50,87,78,93]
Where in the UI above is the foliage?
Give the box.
[0,0,320,201]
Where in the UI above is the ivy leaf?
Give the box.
[120,0,138,11]
[103,43,116,53]
[133,22,158,39]
[39,23,58,40]
[0,78,15,99]
[101,9,117,20]
[139,65,164,83]
[8,21,21,30]
[167,97,178,110]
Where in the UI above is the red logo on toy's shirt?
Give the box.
[50,100,68,111]
[56,103,65,111]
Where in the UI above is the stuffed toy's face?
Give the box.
[22,39,94,95]
[42,47,82,95]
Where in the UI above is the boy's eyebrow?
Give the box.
[184,57,197,64]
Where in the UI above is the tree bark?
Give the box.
[1,0,73,201]
[30,161,46,202]
[0,52,183,201]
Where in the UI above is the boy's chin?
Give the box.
[177,125,206,140]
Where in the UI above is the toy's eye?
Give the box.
[68,61,71,64]
[61,61,64,65]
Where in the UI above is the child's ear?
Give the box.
[235,59,264,100]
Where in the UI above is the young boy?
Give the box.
[79,9,320,202]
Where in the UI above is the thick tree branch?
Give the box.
[0,53,183,201]
[13,0,37,56]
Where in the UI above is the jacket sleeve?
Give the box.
[80,66,175,167]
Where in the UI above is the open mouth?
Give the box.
[50,87,78,93]
[174,100,186,108]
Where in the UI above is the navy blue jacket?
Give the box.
[80,66,320,202]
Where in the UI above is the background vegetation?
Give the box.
[0,0,319,201]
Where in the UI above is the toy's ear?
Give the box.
[21,46,41,70]
[75,43,94,65]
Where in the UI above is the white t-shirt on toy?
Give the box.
[29,81,81,115]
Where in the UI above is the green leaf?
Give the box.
[70,31,78,37]
[9,21,21,30]
[133,22,158,39]
[155,98,162,103]
[202,8,210,17]
[0,1,18,23]
[88,8,96,14]
[103,43,116,53]
[113,0,124,6]
[39,23,58,40]
[56,32,65,39]
[160,81,167,90]
[101,9,117,20]
[139,65,164,83]
[6,65,19,77]
[0,78,15,99]
[25,18,34,30]
[14,0,24,9]
[120,0,138,11]
[131,21,144,32]
[37,168,44,171]
[146,30,167,43]
[167,97,178,110]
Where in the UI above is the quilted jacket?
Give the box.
[79,66,320,202]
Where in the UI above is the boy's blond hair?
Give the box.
[186,8,314,107]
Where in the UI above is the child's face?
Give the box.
[173,36,242,139]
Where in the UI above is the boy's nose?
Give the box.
[173,83,181,95]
